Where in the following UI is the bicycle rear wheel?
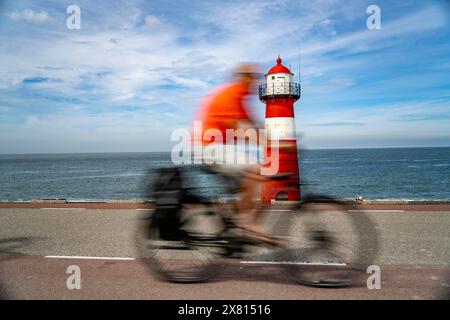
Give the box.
[135,203,229,283]
[284,195,379,287]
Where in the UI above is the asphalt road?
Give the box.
[0,207,449,299]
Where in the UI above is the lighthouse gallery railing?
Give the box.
[259,82,301,101]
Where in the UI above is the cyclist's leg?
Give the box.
[226,146,275,240]
[237,167,265,233]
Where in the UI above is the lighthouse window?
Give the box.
[271,76,275,80]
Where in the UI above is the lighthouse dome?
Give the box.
[266,56,292,75]
[259,55,300,101]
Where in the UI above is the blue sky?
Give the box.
[0,0,449,153]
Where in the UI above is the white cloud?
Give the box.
[8,9,50,23]
[300,6,447,57]
[144,15,163,28]
[306,77,355,94]
[2,2,446,104]
[298,99,450,148]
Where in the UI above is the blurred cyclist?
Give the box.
[193,63,282,245]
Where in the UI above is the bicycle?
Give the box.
[135,165,379,287]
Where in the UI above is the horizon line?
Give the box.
[1,145,449,156]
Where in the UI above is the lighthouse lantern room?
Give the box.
[259,55,300,98]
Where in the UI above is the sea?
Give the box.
[0,147,449,202]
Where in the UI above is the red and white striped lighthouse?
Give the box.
[259,55,301,203]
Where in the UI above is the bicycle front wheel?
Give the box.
[284,195,379,288]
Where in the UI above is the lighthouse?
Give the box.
[259,55,301,203]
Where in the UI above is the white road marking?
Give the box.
[45,255,135,260]
[347,210,405,212]
[40,208,86,211]
[44,256,345,266]
[240,261,347,266]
